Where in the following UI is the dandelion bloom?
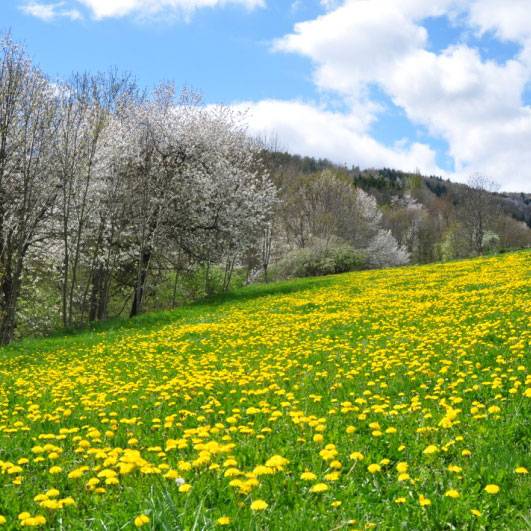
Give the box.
[423,445,438,455]
[418,495,431,507]
[484,484,500,494]
[514,467,528,474]
[134,514,150,527]
[300,471,317,481]
[217,516,231,525]
[396,462,408,473]
[444,489,460,498]
[367,463,381,473]
[310,483,329,493]
[250,500,268,511]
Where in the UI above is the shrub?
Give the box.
[269,243,365,280]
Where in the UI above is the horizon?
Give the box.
[2,0,531,192]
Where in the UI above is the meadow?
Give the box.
[0,251,529,530]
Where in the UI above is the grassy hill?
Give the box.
[0,252,529,529]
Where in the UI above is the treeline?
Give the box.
[0,35,275,344]
[263,151,531,266]
[2,34,530,344]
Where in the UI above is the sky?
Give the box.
[2,0,531,192]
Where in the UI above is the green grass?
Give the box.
[0,251,530,530]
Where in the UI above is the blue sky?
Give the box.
[2,0,531,191]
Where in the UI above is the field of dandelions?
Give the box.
[0,251,529,530]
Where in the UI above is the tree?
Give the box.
[0,36,59,344]
[459,175,500,256]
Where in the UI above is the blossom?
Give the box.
[309,483,329,493]
[444,489,460,498]
[367,464,381,473]
[418,495,431,507]
[484,484,500,494]
[250,500,268,511]
[134,514,150,527]
[217,516,231,525]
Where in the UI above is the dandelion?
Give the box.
[300,471,317,481]
[367,464,381,473]
[484,484,500,494]
[134,514,150,527]
[396,462,408,473]
[418,495,431,507]
[514,467,528,474]
[250,500,268,511]
[444,489,460,498]
[423,445,438,455]
[217,516,231,525]
[310,483,329,493]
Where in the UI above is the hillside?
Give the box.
[262,150,531,228]
[0,252,530,529]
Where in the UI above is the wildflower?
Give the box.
[418,495,431,507]
[134,514,150,527]
[309,483,329,493]
[300,471,317,481]
[178,483,192,493]
[0,516,6,526]
[514,466,528,474]
[484,484,500,494]
[250,500,268,511]
[367,464,381,473]
[349,452,364,461]
[48,466,62,474]
[444,489,460,498]
[217,516,231,525]
[396,462,408,473]
[470,509,481,517]
[331,500,342,508]
[394,497,406,504]
[423,445,438,455]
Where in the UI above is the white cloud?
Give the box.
[74,0,264,19]
[235,99,443,176]
[273,0,531,191]
[21,2,82,21]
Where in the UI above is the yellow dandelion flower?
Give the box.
[250,500,268,511]
[309,483,329,493]
[134,514,150,527]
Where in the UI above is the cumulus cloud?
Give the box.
[273,0,531,191]
[234,99,443,176]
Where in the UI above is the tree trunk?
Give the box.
[130,249,151,317]
[0,269,21,345]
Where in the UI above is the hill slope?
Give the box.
[0,252,530,529]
